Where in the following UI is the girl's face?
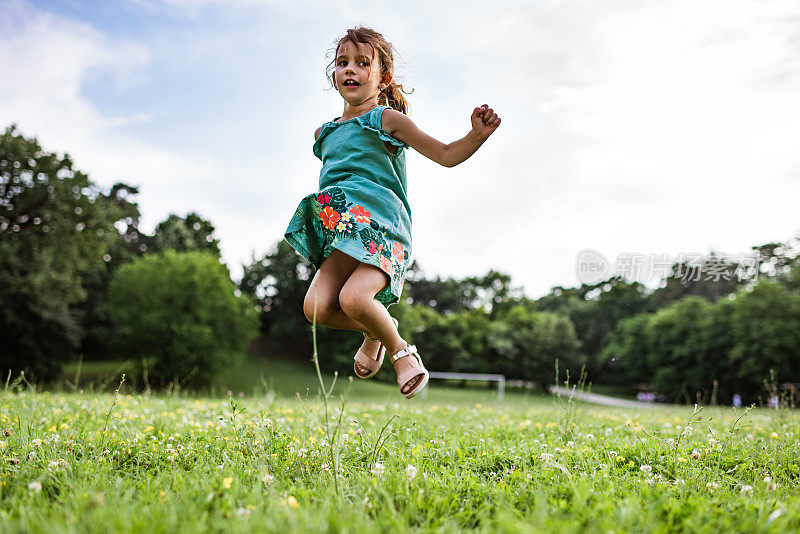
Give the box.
[333,40,386,103]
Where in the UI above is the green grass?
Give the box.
[57,354,549,405]
[2,363,799,532]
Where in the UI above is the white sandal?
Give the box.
[389,344,429,399]
[353,317,398,379]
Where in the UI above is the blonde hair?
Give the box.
[326,26,413,115]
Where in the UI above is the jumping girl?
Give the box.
[284,26,501,399]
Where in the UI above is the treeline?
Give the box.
[240,236,800,404]
[3,124,799,402]
[1,125,258,386]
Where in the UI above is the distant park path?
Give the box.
[548,385,656,408]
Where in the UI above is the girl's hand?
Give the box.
[471,104,501,140]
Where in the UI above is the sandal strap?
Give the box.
[389,344,417,364]
[354,347,383,371]
[363,332,378,342]
[396,351,428,388]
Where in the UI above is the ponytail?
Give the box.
[379,81,413,115]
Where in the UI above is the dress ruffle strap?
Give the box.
[356,106,408,149]
[313,106,408,160]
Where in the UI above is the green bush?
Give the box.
[108,250,259,387]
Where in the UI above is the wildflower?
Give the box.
[27,451,36,460]
[585,434,595,441]
[226,390,233,396]
[706,482,718,492]
[406,464,418,481]
[222,477,233,489]
[764,476,777,491]
[740,485,753,495]
[297,447,308,458]
[690,449,701,459]
[262,473,274,486]
[363,495,372,509]
[287,495,299,509]
[540,453,554,462]
[640,465,652,474]
[677,457,687,463]
[47,459,67,472]
[372,462,385,477]
[28,481,42,495]
[566,441,574,448]
[675,479,686,487]
[31,438,42,448]
[770,432,779,439]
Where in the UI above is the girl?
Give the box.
[284,26,501,399]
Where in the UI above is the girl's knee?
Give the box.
[338,289,369,319]
[303,295,336,324]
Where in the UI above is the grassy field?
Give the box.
[3,359,799,532]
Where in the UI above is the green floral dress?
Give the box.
[284,105,412,307]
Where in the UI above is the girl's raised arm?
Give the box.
[381,104,501,168]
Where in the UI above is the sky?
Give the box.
[1,0,799,298]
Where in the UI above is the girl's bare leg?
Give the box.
[302,250,384,359]
[339,263,424,394]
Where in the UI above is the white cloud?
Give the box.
[398,0,800,296]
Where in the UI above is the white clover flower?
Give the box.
[28,481,42,494]
[372,462,385,477]
[740,485,753,495]
[640,465,652,474]
[585,434,595,441]
[690,449,701,459]
[675,479,686,487]
[405,464,418,481]
[706,482,718,492]
[566,441,574,447]
[31,438,42,447]
[540,453,554,462]
[262,473,274,486]
[297,448,308,458]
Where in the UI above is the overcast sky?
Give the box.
[2,0,798,298]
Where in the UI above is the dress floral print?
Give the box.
[292,186,408,280]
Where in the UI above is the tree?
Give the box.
[0,125,122,381]
[729,280,800,400]
[108,250,260,386]
[148,212,221,258]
